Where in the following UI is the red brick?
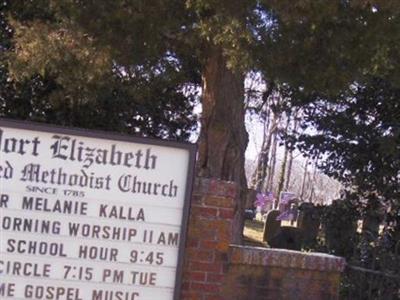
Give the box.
[190,261,222,273]
[192,195,203,204]
[194,219,231,231]
[201,240,219,250]
[204,196,234,208]
[209,179,222,195]
[183,179,343,300]
[214,251,229,262]
[187,249,214,262]
[191,282,221,293]
[181,281,191,291]
[192,207,219,217]
[205,295,224,300]
[184,271,206,282]
[186,237,200,248]
[219,208,235,219]
[198,229,217,240]
[207,273,224,282]
[189,226,217,240]
[181,291,203,300]
[225,183,238,198]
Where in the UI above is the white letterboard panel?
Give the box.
[0,119,196,300]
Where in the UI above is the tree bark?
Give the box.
[308,158,318,203]
[266,124,279,193]
[250,111,269,190]
[197,46,248,244]
[250,110,278,192]
[277,115,291,196]
[300,158,309,200]
[285,150,294,191]
[285,110,299,191]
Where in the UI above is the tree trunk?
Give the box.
[300,158,309,200]
[362,198,383,242]
[308,158,318,203]
[277,115,291,196]
[266,125,278,192]
[250,111,269,190]
[285,113,299,191]
[285,150,294,191]
[250,110,278,192]
[197,46,248,244]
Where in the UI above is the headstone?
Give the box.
[298,203,321,248]
[262,209,281,244]
[268,226,303,250]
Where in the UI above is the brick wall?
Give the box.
[226,246,345,300]
[180,178,345,300]
[181,178,237,300]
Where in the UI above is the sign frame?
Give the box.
[0,117,197,300]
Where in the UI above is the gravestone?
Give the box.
[268,226,303,251]
[262,209,281,244]
[297,203,321,248]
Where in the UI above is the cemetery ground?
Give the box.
[243,211,400,300]
[243,219,265,247]
[243,218,321,248]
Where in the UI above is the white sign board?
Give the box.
[0,119,196,300]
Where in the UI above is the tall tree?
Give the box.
[292,76,400,298]
[300,158,309,200]
[266,123,279,192]
[1,1,198,141]
[5,1,400,242]
[284,111,300,191]
[250,99,278,191]
[250,110,271,191]
[295,77,399,214]
[277,115,291,196]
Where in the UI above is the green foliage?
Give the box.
[9,1,400,92]
[320,199,359,258]
[3,0,400,221]
[257,1,400,93]
[4,1,400,143]
[290,76,400,299]
[295,78,399,210]
[0,0,198,140]
[308,198,400,299]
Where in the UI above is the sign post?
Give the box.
[0,119,196,300]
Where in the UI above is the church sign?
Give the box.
[0,119,196,300]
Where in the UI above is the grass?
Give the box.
[243,219,267,247]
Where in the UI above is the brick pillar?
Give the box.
[181,177,238,300]
[180,177,346,300]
